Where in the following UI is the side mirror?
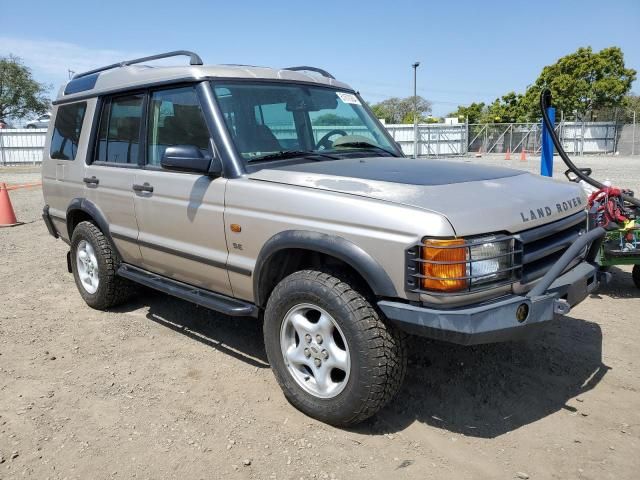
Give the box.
[161,145,221,176]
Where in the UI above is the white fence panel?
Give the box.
[385,123,467,156]
[0,129,47,165]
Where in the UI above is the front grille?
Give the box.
[514,211,587,284]
[405,210,588,294]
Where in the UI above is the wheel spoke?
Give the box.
[285,344,308,367]
[315,313,334,338]
[313,363,333,391]
[326,343,348,370]
[290,312,314,336]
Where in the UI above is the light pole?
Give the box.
[632,110,637,156]
[412,62,420,158]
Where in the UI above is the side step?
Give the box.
[117,264,258,317]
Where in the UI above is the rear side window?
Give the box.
[50,102,87,160]
[95,94,144,164]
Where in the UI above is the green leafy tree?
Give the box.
[520,46,636,120]
[0,55,50,120]
[621,93,640,122]
[370,96,431,124]
[481,92,526,123]
[448,102,485,123]
[312,113,359,126]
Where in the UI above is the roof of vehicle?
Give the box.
[55,59,353,104]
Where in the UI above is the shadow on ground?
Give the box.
[112,288,268,368]
[589,266,639,299]
[113,284,617,439]
[361,314,609,438]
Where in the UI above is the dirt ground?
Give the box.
[1,160,639,480]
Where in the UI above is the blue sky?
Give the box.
[1,0,639,116]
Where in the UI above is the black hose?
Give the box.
[539,89,640,208]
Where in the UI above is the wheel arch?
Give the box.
[66,198,120,255]
[253,230,397,307]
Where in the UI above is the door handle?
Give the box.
[132,182,154,193]
[83,176,99,185]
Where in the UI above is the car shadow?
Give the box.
[589,265,638,299]
[354,315,608,438]
[112,288,609,439]
[112,288,269,369]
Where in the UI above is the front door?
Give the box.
[132,86,232,296]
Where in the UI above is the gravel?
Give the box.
[1,164,639,479]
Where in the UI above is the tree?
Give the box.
[447,102,485,123]
[0,55,50,120]
[370,96,431,124]
[520,46,636,120]
[621,94,640,122]
[482,92,526,123]
[313,113,359,126]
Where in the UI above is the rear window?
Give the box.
[50,102,87,160]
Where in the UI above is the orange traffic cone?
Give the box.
[505,148,511,160]
[0,182,19,227]
[520,148,527,162]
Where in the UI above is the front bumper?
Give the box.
[379,227,607,345]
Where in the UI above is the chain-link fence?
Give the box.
[0,129,47,165]
[467,122,630,156]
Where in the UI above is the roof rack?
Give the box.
[284,66,335,79]
[72,50,204,80]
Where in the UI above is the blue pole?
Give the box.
[541,106,556,177]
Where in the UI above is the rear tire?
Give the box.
[263,269,407,426]
[633,264,640,289]
[70,221,134,310]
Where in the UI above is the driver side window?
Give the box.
[147,86,211,166]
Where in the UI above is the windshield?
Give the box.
[212,81,399,163]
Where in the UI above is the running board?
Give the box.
[117,264,258,317]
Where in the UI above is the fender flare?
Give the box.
[253,230,398,307]
[66,198,121,255]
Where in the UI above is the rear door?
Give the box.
[83,93,143,264]
[132,85,232,295]
[42,100,90,241]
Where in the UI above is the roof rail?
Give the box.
[72,50,204,80]
[284,66,335,79]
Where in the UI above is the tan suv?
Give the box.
[42,50,606,426]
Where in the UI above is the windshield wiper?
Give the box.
[249,150,340,162]
[334,142,397,156]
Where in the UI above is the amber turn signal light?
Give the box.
[422,239,468,292]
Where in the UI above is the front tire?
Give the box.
[70,221,134,310]
[263,270,407,426]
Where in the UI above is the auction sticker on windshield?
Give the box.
[337,92,361,105]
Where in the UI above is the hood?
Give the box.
[247,157,586,236]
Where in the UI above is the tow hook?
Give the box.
[553,298,571,315]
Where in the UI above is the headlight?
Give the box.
[420,236,515,292]
[468,237,514,286]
